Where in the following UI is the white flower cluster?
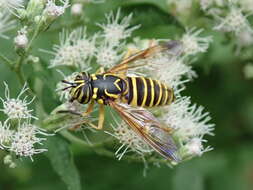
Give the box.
[181,28,213,55]
[47,28,96,69]
[97,9,140,46]
[70,0,105,16]
[48,9,138,70]
[0,83,49,164]
[162,97,214,157]
[200,0,253,49]
[128,28,211,90]
[44,0,69,19]
[107,119,153,160]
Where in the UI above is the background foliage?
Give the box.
[0,0,253,190]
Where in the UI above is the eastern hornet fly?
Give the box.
[61,40,181,162]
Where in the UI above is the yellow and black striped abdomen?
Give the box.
[124,77,174,107]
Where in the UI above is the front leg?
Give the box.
[82,100,95,117]
[88,104,105,130]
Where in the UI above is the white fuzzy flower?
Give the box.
[71,3,83,16]
[126,37,151,52]
[0,82,36,120]
[126,39,196,90]
[44,0,69,19]
[106,120,153,160]
[14,27,28,49]
[183,137,213,157]
[0,0,24,16]
[0,11,16,39]
[9,122,48,159]
[95,42,122,68]
[146,54,196,89]
[214,6,252,35]
[0,121,13,149]
[181,28,212,56]
[98,9,140,46]
[47,28,96,69]
[163,97,214,142]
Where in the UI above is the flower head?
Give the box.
[181,28,212,56]
[163,97,214,142]
[97,9,140,46]
[44,0,69,19]
[182,137,213,157]
[107,119,153,160]
[95,42,122,68]
[71,3,83,16]
[145,53,196,89]
[47,28,96,69]
[214,6,253,35]
[0,84,50,161]
[9,122,48,160]
[0,82,36,120]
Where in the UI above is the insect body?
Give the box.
[62,41,181,162]
[124,76,174,107]
[70,73,174,108]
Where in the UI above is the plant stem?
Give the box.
[0,53,14,69]
[60,129,169,164]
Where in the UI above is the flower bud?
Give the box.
[14,27,28,49]
[14,33,28,48]
[71,3,83,16]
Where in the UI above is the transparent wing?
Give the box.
[104,40,182,75]
[109,101,180,162]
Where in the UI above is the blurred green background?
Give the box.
[0,0,253,190]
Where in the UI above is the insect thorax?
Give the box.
[90,74,127,104]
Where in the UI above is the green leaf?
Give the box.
[173,164,204,190]
[121,3,184,33]
[122,0,169,13]
[44,135,82,190]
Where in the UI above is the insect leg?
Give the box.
[87,104,105,130]
[82,100,95,117]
